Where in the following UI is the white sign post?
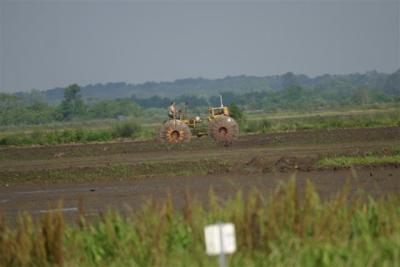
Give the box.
[204,222,236,267]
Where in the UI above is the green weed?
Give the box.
[0,180,399,266]
[245,109,400,133]
[316,155,400,168]
[0,160,233,186]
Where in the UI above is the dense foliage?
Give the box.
[0,92,57,125]
[0,121,145,146]
[16,69,399,103]
[1,85,142,126]
[129,70,400,111]
[2,69,399,126]
[0,180,399,266]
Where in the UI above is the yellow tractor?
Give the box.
[158,96,239,144]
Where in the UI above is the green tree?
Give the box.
[60,84,85,120]
[384,68,400,96]
[228,102,244,121]
[87,99,141,119]
[0,93,21,125]
[353,87,370,105]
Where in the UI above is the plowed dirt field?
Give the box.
[1,127,399,221]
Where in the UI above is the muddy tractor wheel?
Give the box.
[159,119,192,144]
[208,116,239,143]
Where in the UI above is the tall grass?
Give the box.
[244,109,400,133]
[1,180,399,266]
[0,121,148,146]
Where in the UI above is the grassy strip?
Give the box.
[1,180,399,266]
[0,159,232,185]
[1,109,399,146]
[0,121,154,146]
[246,106,400,120]
[243,110,400,133]
[317,154,400,168]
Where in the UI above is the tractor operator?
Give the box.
[168,102,177,119]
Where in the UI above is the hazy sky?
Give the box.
[1,0,399,92]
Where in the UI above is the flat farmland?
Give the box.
[0,126,399,221]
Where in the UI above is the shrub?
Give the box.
[243,119,272,133]
[113,121,142,138]
[229,102,244,121]
[86,131,113,142]
[259,119,272,133]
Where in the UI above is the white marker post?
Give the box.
[204,222,236,267]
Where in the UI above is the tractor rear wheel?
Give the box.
[208,116,239,143]
[159,119,192,144]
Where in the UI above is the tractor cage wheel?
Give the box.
[159,119,192,144]
[208,116,239,144]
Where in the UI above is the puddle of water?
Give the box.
[37,207,78,214]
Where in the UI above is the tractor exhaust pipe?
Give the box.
[219,95,224,108]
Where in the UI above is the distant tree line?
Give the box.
[218,85,397,112]
[131,84,398,112]
[13,69,400,104]
[1,68,399,126]
[129,69,400,111]
[0,85,142,126]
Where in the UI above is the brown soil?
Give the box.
[0,126,399,221]
[1,126,398,161]
[1,168,399,223]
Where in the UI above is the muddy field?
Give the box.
[0,126,399,221]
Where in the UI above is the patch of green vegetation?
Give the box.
[1,180,399,266]
[243,109,400,133]
[0,105,398,147]
[316,154,400,168]
[0,159,233,185]
[0,121,147,146]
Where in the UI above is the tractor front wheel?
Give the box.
[159,119,192,144]
[208,116,239,144]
